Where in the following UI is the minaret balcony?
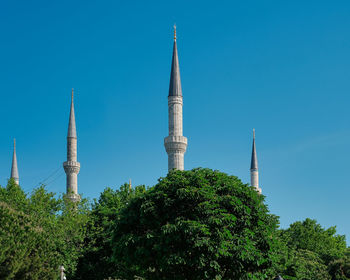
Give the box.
[66,193,81,202]
[63,161,80,174]
[164,136,187,153]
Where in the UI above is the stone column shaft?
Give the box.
[168,96,183,136]
[67,137,77,161]
[63,137,80,201]
[251,169,259,192]
[165,97,187,171]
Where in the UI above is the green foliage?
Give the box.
[0,179,90,279]
[282,249,330,280]
[275,218,348,280]
[328,248,350,280]
[1,172,348,280]
[281,218,346,264]
[110,168,279,280]
[73,183,146,280]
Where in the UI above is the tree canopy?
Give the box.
[276,218,348,280]
[0,179,89,279]
[73,183,146,280]
[110,168,279,280]
[0,170,348,280]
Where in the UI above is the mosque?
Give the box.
[9,26,261,200]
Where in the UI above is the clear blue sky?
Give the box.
[0,0,349,243]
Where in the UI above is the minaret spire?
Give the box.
[250,129,261,193]
[63,88,80,202]
[68,88,77,138]
[10,138,19,184]
[164,25,188,171]
[168,24,182,97]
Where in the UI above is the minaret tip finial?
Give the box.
[71,88,74,100]
[13,138,16,148]
[253,128,255,139]
[129,179,132,192]
[173,24,177,41]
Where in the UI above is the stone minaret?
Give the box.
[63,89,80,202]
[250,129,261,193]
[164,25,188,171]
[10,138,19,185]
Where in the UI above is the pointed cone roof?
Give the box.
[168,25,182,97]
[250,129,258,170]
[68,89,77,138]
[11,139,19,181]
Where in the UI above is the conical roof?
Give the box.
[68,89,77,138]
[10,139,19,183]
[250,129,258,170]
[168,25,182,97]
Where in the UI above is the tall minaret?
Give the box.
[63,89,80,202]
[250,129,261,193]
[10,138,19,185]
[164,25,188,171]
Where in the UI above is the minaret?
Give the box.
[250,129,261,193]
[63,89,80,202]
[164,25,188,171]
[10,138,19,185]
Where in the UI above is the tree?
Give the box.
[0,179,57,279]
[73,183,146,280]
[280,219,346,264]
[0,179,90,279]
[110,168,279,280]
[282,249,330,280]
[328,248,350,280]
[276,219,347,280]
